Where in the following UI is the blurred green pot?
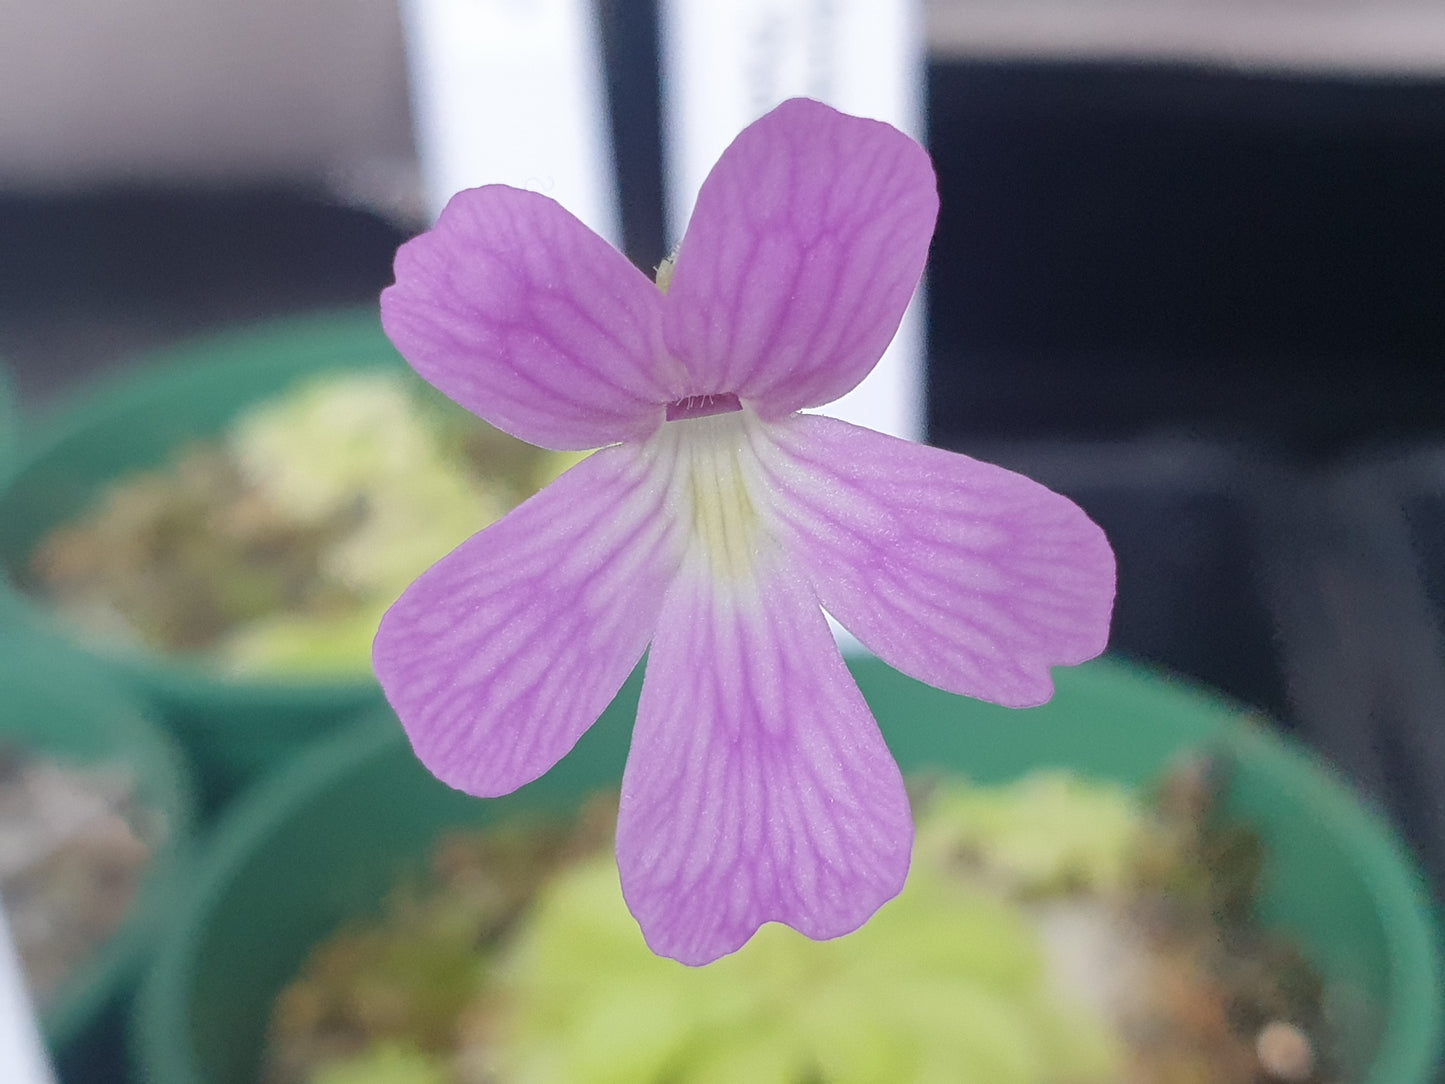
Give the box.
[132,657,1442,1084]
[0,362,16,482]
[0,635,194,1071]
[0,311,403,805]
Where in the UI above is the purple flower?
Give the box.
[376,98,1115,965]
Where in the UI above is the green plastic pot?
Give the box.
[0,310,403,804]
[0,362,16,483]
[133,657,1442,1084]
[0,635,194,1067]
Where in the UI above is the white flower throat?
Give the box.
[654,407,771,584]
[651,255,771,585]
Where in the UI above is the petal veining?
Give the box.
[370,96,1119,970]
[382,185,684,451]
[761,415,1116,708]
[662,98,938,416]
[616,547,913,965]
[373,443,686,796]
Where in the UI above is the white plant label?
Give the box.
[399,0,621,245]
[0,898,54,1084]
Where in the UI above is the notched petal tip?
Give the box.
[663,98,939,417]
[764,415,1116,710]
[616,557,913,965]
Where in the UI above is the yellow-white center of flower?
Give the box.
[654,408,769,583]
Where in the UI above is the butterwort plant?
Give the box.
[376,97,1116,965]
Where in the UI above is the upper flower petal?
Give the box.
[373,443,686,796]
[662,98,938,417]
[381,185,684,451]
[616,549,913,966]
[762,415,1116,708]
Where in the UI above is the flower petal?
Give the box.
[382,185,685,450]
[373,443,685,795]
[663,98,938,417]
[763,415,1116,708]
[616,551,913,966]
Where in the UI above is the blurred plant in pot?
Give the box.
[264,763,1329,1084]
[26,370,579,678]
[0,744,157,1011]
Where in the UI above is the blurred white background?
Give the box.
[1,0,1442,193]
[929,0,1445,72]
[0,0,413,189]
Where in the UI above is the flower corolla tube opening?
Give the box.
[375,97,1116,966]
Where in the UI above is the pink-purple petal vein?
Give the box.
[381,185,682,450]
[662,98,939,416]
[617,551,912,965]
[763,415,1116,708]
[373,444,685,796]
